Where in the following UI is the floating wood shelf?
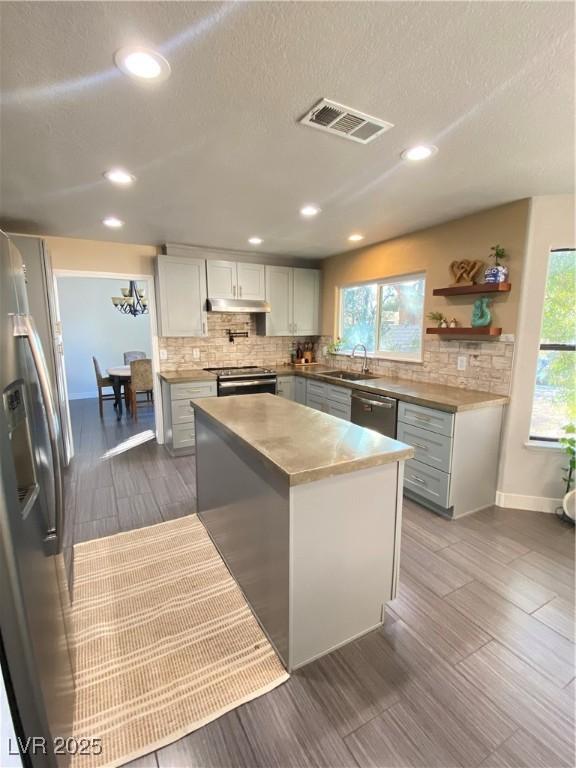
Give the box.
[432,282,511,297]
[427,327,502,338]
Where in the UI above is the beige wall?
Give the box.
[321,199,531,337]
[497,195,575,511]
[47,236,158,275]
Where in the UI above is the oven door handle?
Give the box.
[219,379,276,388]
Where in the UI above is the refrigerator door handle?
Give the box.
[13,313,63,551]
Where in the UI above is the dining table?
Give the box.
[107,365,131,420]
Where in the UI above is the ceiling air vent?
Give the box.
[300,99,393,144]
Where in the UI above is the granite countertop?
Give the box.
[159,370,217,384]
[160,365,507,412]
[273,366,508,412]
[191,393,413,486]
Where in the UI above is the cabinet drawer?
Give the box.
[306,380,326,399]
[170,381,217,400]
[306,394,325,412]
[397,422,452,474]
[325,384,351,405]
[398,401,454,436]
[325,400,350,421]
[171,399,197,425]
[404,458,451,508]
[172,423,196,449]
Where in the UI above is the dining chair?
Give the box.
[92,356,117,418]
[123,350,146,364]
[128,359,153,422]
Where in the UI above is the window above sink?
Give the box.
[337,273,426,363]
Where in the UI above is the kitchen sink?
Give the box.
[319,370,379,381]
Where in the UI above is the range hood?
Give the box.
[206,298,270,313]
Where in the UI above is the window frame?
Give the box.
[528,248,575,443]
[337,272,426,363]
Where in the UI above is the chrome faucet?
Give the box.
[350,344,370,374]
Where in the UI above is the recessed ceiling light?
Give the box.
[248,237,263,245]
[401,144,438,161]
[114,46,171,82]
[102,216,124,229]
[104,168,136,186]
[348,234,364,242]
[300,205,321,217]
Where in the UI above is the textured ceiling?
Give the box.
[0,1,574,258]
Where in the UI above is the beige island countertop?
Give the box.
[191,393,413,486]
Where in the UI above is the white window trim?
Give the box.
[528,247,575,443]
[337,272,426,363]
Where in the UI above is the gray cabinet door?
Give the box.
[294,377,307,404]
[276,376,295,400]
[293,268,320,335]
[156,255,207,337]
[206,260,237,299]
[265,266,293,336]
[237,263,265,300]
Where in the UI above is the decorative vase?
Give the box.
[562,488,575,523]
[471,296,492,327]
[484,264,509,284]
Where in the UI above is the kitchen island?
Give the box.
[192,393,413,671]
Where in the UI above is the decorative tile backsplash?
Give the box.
[315,336,515,396]
[159,313,317,370]
[159,314,514,395]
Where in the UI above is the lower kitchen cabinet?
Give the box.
[276,375,295,400]
[305,379,351,421]
[399,400,504,519]
[294,377,307,405]
[161,379,217,456]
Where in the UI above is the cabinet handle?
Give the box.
[239,285,242,297]
[413,442,429,450]
[412,475,427,485]
[233,285,236,297]
[202,321,206,334]
[415,415,431,422]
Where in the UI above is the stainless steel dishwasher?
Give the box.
[351,390,397,438]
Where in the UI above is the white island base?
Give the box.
[193,395,411,671]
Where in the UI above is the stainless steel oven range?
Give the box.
[204,366,277,396]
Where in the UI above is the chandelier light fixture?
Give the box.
[111,281,149,316]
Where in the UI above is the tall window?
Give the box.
[339,273,425,361]
[529,249,575,441]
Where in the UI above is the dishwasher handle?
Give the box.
[351,392,396,409]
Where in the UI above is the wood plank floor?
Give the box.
[68,399,575,768]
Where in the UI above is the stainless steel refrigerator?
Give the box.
[0,231,74,766]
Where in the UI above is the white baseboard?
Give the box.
[69,391,97,400]
[495,491,561,514]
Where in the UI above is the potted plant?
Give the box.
[427,311,447,328]
[558,424,575,524]
[327,337,344,354]
[484,244,509,284]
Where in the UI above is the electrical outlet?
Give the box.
[192,348,200,361]
[457,355,467,371]
[159,349,168,361]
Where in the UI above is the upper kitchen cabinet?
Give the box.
[265,266,321,336]
[237,263,266,300]
[265,266,293,335]
[156,255,208,337]
[293,268,321,336]
[206,260,265,300]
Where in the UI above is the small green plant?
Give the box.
[327,337,344,354]
[559,423,575,495]
[427,311,446,326]
[490,244,508,265]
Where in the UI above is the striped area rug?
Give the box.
[71,515,288,768]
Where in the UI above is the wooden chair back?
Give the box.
[130,359,153,392]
